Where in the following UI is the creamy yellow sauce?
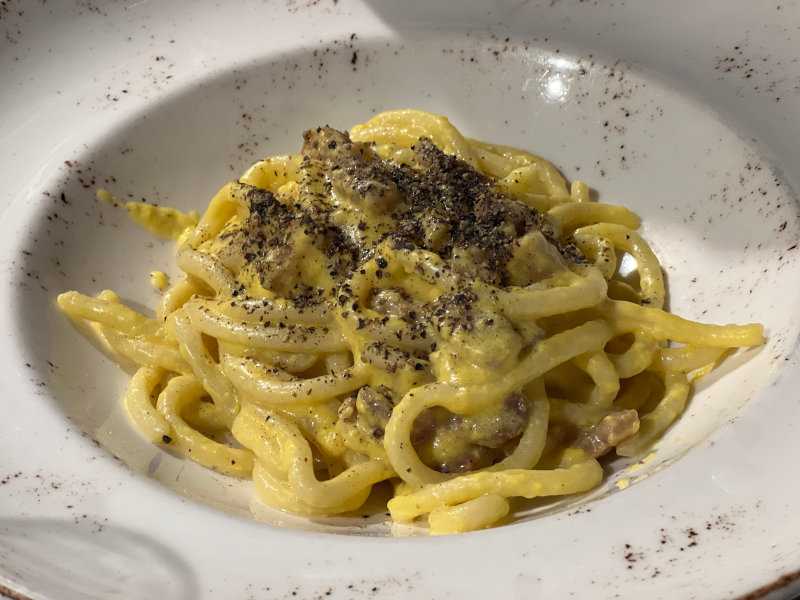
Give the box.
[149,271,170,291]
[97,188,198,240]
[615,451,658,490]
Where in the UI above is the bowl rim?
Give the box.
[1,1,800,599]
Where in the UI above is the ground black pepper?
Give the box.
[223,126,587,354]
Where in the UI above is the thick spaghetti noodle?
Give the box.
[58,110,764,534]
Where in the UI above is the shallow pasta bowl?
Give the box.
[1,0,800,598]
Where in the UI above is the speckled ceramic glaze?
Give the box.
[1,1,800,599]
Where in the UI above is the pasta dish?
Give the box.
[57,110,764,534]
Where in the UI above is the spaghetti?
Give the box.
[58,110,764,534]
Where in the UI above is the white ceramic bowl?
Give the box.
[1,1,799,598]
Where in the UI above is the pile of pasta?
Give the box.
[58,110,763,534]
